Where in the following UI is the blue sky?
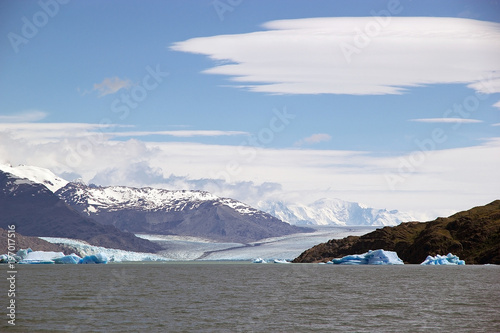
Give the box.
[1,0,499,218]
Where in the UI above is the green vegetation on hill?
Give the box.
[293,200,500,264]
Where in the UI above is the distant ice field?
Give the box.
[138,225,377,261]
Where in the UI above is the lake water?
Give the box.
[2,263,499,332]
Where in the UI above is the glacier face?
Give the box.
[40,237,169,262]
[258,198,414,226]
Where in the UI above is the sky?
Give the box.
[0,0,499,220]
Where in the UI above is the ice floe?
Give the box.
[252,258,267,263]
[330,249,404,265]
[420,253,465,265]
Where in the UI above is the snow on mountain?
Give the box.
[57,183,264,217]
[56,182,310,243]
[0,164,68,192]
[258,198,414,226]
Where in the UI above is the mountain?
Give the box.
[258,198,414,226]
[0,164,68,192]
[293,200,500,264]
[56,183,313,243]
[0,170,162,253]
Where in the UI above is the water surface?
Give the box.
[2,263,499,332]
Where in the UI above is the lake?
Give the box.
[2,263,499,332]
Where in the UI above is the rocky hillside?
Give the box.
[293,200,500,264]
[0,170,162,253]
[56,183,312,243]
[0,228,71,254]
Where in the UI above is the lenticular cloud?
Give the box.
[171,17,500,95]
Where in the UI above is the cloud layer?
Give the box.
[171,17,500,95]
[1,124,498,220]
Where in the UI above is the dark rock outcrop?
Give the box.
[293,200,500,264]
[0,228,72,254]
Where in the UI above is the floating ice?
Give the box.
[79,253,109,264]
[330,249,404,265]
[53,254,81,264]
[273,259,291,264]
[252,258,267,263]
[420,253,465,265]
[19,251,64,264]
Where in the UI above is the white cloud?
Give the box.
[0,123,126,143]
[171,17,500,95]
[111,130,249,138]
[1,124,499,220]
[93,77,132,97]
[295,133,332,146]
[0,110,48,122]
[493,100,500,109]
[410,118,483,124]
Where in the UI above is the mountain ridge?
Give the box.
[258,198,414,226]
[0,170,162,253]
[56,182,312,243]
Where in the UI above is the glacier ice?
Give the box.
[420,253,465,265]
[330,249,404,265]
[53,254,81,264]
[273,259,291,264]
[79,253,109,264]
[252,258,267,263]
[40,237,169,262]
[19,251,65,264]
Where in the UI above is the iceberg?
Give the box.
[53,253,81,264]
[79,253,109,264]
[273,259,291,264]
[252,258,267,263]
[420,253,465,265]
[19,251,65,264]
[330,249,404,265]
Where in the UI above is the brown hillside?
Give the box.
[293,200,500,264]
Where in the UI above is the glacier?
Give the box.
[40,237,170,262]
[421,253,465,265]
[330,249,404,265]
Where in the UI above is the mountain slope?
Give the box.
[0,164,68,192]
[0,170,161,253]
[56,183,312,243]
[293,200,500,264]
[258,198,414,226]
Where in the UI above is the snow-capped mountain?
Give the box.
[56,183,312,243]
[258,198,414,226]
[57,183,260,216]
[0,169,161,253]
[0,164,68,192]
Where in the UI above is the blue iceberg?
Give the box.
[420,253,465,265]
[330,249,404,265]
[79,253,109,264]
[53,253,81,264]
